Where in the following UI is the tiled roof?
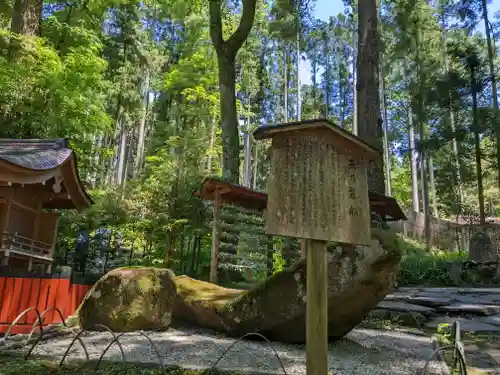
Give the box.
[0,139,72,171]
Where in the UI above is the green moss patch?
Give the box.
[77,267,177,332]
[174,276,244,309]
[173,230,401,343]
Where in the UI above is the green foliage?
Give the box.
[2,0,500,281]
[396,235,468,286]
[0,29,111,139]
[272,249,286,274]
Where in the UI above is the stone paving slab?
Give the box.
[480,314,500,327]
[377,301,436,314]
[425,317,500,333]
[407,296,453,307]
[381,288,500,318]
[437,304,500,316]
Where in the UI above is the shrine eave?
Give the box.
[193,177,267,212]
[0,138,93,211]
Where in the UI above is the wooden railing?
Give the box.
[0,232,53,259]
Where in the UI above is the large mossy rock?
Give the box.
[77,267,176,332]
[173,228,401,343]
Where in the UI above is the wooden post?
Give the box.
[2,189,13,234]
[306,239,328,375]
[210,189,221,284]
[1,251,9,265]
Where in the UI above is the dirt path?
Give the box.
[4,327,444,375]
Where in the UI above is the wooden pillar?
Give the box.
[49,213,60,259]
[1,251,9,265]
[2,189,13,234]
[1,190,13,267]
[210,189,221,284]
[306,239,328,375]
[30,202,42,268]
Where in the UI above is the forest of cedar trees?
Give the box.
[1,0,500,281]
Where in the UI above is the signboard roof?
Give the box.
[253,118,380,161]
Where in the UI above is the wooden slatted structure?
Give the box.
[193,176,406,284]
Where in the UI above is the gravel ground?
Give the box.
[10,327,442,375]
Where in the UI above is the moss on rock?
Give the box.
[77,267,176,332]
[172,228,402,343]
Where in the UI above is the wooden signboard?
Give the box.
[254,119,379,245]
[254,119,380,375]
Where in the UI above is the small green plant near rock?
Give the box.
[436,323,453,345]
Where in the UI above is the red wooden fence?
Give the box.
[0,270,94,335]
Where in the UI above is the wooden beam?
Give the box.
[11,199,39,214]
[210,188,221,284]
[0,169,62,185]
[306,239,328,375]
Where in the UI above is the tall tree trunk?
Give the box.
[441,1,463,206]
[409,109,420,212]
[134,67,150,177]
[419,154,426,213]
[338,55,344,127]
[415,23,431,249]
[296,28,301,121]
[122,135,133,191]
[207,115,217,173]
[209,0,257,183]
[90,133,102,188]
[357,0,384,194]
[253,141,259,189]
[243,98,252,187]
[115,125,127,187]
[471,65,486,224]
[284,47,289,122]
[352,28,358,135]
[11,0,43,36]
[217,54,240,182]
[311,51,319,117]
[380,66,392,196]
[323,30,330,119]
[9,0,43,59]
[428,155,438,217]
[482,0,500,193]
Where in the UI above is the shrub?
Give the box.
[396,235,468,286]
